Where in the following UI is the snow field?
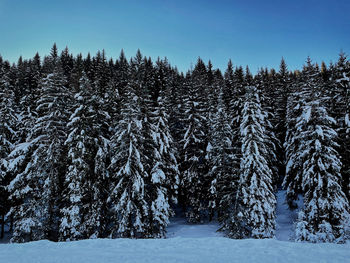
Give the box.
[0,190,349,263]
[0,237,349,263]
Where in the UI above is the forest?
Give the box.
[0,44,349,243]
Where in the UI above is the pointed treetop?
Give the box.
[321,61,327,74]
[17,56,23,66]
[135,49,143,62]
[50,43,58,59]
[245,65,253,84]
[61,46,69,56]
[337,51,347,67]
[227,59,233,69]
[119,49,127,63]
[279,57,288,76]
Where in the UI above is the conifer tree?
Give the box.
[284,58,316,208]
[108,83,150,238]
[207,87,237,225]
[180,68,208,222]
[153,61,180,203]
[8,59,70,242]
[139,60,180,237]
[223,60,234,111]
[330,53,350,198]
[254,70,280,188]
[231,86,276,239]
[0,62,17,238]
[273,58,290,182]
[228,66,246,196]
[59,73,102,241]
[294,95,350,243]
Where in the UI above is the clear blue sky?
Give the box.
[0,0,349,73]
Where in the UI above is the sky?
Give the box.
[0,0,349,73]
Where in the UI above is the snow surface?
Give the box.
[275,190,300,241]
[1,236,349,263]
[167,217,224,238]
[0,191,349,262]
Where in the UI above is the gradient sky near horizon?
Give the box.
[0,0,349,73]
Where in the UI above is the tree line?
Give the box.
[0,44,349,243]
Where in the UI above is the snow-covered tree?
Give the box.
[17,54,41,143]
[180,71,208,222]
[294,100,350,243]
[59,73,101,241]
[206,87,237,226]
[8,63,70,242]
[146,65,180,237]
[108,83,150,238]
[0,63,17,180]
[284,59,316,209]
[254,69,280,188]
[330,53,350,199]
[0,62,17,238]
[231,86,276,239]
[152,62,180,203]
[228,66,246,194]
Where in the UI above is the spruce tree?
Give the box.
[206,87,237,226]
[153,60,180,203]
[8,60,70,242]
[291,60,350,243]
[231,86,276,239]
[0,62,17,238]
[141,60,180,237]
[294,95,350,243]
[108,83,150,238]
[254,69,280,188]
[180,67,208,222]
[227,65,246,202]
[59,73,102,241]
[330,53,350,199]
[283,58,315,208]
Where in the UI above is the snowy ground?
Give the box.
[275,190,299,241]
[167,216,224,239]
[1,236,349,263]
[0,191,349,262]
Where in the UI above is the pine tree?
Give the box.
[284,58,316,208]
[60,47,74,83]
[8,61,70,242]
[294,96,350,243]
[228,65,246,200]
[114,49,129,112]
[254,69,280,188]
[17,54,42,144]
[330,53,350,199]
[136,59,181,237]
[274,58,290,183]
[108,83,150,238]
[206,87,237,226]
[0,61,17,238]
[59,73,101,241]
[89,51,112,238]
[180,65,208,222]
[223,60,234,111]
[153,60,180,203]
[147,89,179,237]
[231,86,276,239]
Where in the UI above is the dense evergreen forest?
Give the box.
[0,44,349,243]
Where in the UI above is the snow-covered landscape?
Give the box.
[1,1,350,262]
[1,222,350,263]
[1,238,350,263]
[1,191,349,263]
